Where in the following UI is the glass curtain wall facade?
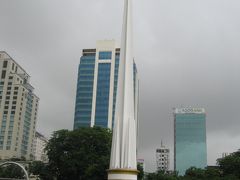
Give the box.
[74,40,138,130]
[74,54,95,128]
[95,63,111,127]
[174,108,207,175]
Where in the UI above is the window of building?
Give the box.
[3,61,8,68]
[1,70,6,79]
[99,51,112,60]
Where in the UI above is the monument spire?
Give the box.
[108,0,138,179]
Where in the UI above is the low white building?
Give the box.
[33,132,48,162]
[156,142,170,172]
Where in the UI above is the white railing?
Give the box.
[0,162,29,180]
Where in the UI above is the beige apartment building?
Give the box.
[33,131,48,162]
[0,51,39,160]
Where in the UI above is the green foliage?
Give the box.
[218,150,240,179]
[145,162,239,180]
[45,127,112,180]
[29,161,53,180]
[145,170,179,180]
[137,163,144,180]
[185,167,206,179]
[144,149,240,180]
[0,164,25,179]
[205,167,221,179]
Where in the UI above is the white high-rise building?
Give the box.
[0,51,39,160]
[33,132,48,162]
[156,142,170,171]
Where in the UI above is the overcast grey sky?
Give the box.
[1,0,240,172]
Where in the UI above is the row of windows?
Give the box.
[80,56,96,64]
[78,75,94,80]
[1,61,18,71]
[77,87,93,92]
[99,51,112,60]
[74,121,90,129]
[76,92,93,97]
[74,110,92,115]
[74,115,91,121]
[79,64,95,69]
[76,98,92,104]
[79,70,95,75]
[77,81,94,86]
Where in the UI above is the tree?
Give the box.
[145,170,178,180]
[184,167,206,179]
[0,164,25,179]
[204,167,221,180]
[29,161,53,180]
[45,127,112,180]
[217,150,240,178]
[137,163,144,180]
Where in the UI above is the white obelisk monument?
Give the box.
[108,0,138,179]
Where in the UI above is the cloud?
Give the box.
[1,0,240,172]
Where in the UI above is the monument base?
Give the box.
[108,169,138,180]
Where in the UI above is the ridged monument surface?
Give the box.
[108,0,138,179]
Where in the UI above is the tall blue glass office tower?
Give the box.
[74,40,139,130]
[174,108,207,175]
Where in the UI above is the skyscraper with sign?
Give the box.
[174,108,207,175]
[74,40,139,130]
